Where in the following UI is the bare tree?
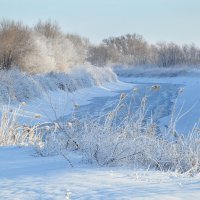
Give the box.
[102,34,149,65]
[0,19,34,70]
[155,42,185,67]
[34,19,61,39]
[182,44,200,65]
[1,18,200,71]
[87,45,109,66]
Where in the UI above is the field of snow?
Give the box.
[1,67,200,199]
[1,147,200,200]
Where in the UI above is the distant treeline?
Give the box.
[89,35,200,67]
[0,19,200,73]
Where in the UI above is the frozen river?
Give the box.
[61,80,182,134]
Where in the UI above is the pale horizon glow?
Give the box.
[0,0,200,46]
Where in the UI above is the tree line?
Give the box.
[0,19,200,73]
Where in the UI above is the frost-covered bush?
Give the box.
[34,65,117,91]
[39,93,200,174]
[0,69,42,103]
[0,66,117,103]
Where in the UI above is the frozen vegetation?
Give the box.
[1,19,200,200]
[1,19,200,72]
[1,66,200,199]
[0,66,116,104]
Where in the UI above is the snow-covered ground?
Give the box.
[1,68,200,199]
[3,80,133,125]
[8,74,199,134]
[1,147,200,200]
[120,75,200,134]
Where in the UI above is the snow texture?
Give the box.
[0,66,117,104]
[1,67,200,199]
[1,147,200,200]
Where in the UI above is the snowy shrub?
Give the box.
[0,69,43,103]
[47,65,117,90]
[37,91,200,175]
[0,66,116,103]
[1,84,199,174]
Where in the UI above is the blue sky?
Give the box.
[0,0,200,45]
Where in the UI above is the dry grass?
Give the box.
[1,88,200,175]
[0,104,44,146]
[37,91,200,175]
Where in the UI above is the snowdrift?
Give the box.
[113,65,200,77]
[0,66,117,104]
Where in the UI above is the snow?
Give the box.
[120,75,200,134]
[1,67,200,199]
[3,80,133,125]
[1,147,200,200]
[0,66,117,105]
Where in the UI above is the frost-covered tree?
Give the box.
[31,21,88,72]
[65,33,90,65]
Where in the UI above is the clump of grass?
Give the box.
[0,105,44,146]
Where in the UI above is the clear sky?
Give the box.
[0,0,200,45]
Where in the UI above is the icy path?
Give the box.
[1,147,200,200]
